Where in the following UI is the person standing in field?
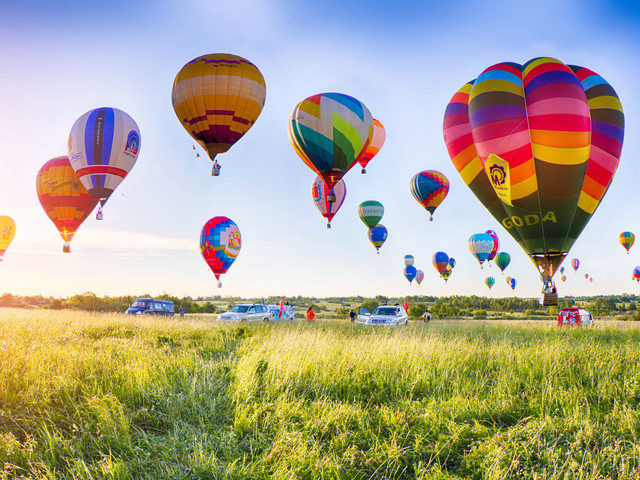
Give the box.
[179,305,185,317]
[306,307,315,322]
[349,309,356,323]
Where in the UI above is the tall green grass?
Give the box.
[1,310,640,478]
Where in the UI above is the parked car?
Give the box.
[357,305,408,326]
[126,298,175,316]
[217,304,271,322]
[557,308,594,326]
[267,304,296,321]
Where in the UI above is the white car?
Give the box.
[217,304,271,322]
[357,305,408,326]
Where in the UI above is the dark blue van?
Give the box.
[126,298,175,316]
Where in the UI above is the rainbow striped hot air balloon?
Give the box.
[36,156,99,252]
[410,170,449,221]
[571,258,580,272]
[443,57,624,287]
[620,232,635,254]
[311,176,346,228]
[357,119,385,174]
[200,216,242,288]
[172,54,266,175]
[357,200,384,229]
[0,216,15,261]
[289,92,373,192]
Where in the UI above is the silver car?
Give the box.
[357,305,408,326]
[217,304,271,322]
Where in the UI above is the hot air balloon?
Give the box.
[620,232,635,254]
[0,216,15,261]
[590,277,594,283]
[443,57,624,301]
[358,201,384,229]
[171,54,266,175]
[311,176,346,228]
[442,266,452,283]
[357,119,385,174]
[560,266,565,275]
[494,252,511,274]
[36,157,99,252]
[200,216,241,287]
[289,92,373,196]
[404,265,417,284]
[571,258,580,272]
[68,107,141,220]
[432,251,449,276]
[561,275,567,282]
[633,267,640,283]
[368,224,387,254]
[468,233,494,268]
[508,277,517,291]
[448,257,456,269]
[584,273,589,280]
[415,270,424,285]
[485,277,495,290]
[404,255,415,266]
[486,230,499,264]
[410,170,449,221]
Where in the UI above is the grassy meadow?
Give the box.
[1,309,640,479]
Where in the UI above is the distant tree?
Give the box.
[408,303,427,319]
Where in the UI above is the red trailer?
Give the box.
[557,308,594,326]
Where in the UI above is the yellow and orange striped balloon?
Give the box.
[171,53,266,170]
[0,216,15,261]
[36,156,99,251]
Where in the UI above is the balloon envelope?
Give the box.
[620,232,635,253]
[468,233,494,266]
[432,251,449,276]
[415,270,424,285]
[0,216,16,260]
[571,258,580,272]
[448,257,456,269]
[367,224,387,253]
[36,156,99,249]
[172,54,266,163]
[485,277,495,289]
[634,267,640,282]
[508,277,517,290]
[68,107,140,205]
[200,217,242,285]
[410,170,449,220]
[404,255,415,266]
[358,200,384,229]
[311,176,346,227]
[404,265,417,284]
[494,252,511,273]
[288,92,373,190]
[444,58,624,282]
[357,119,385,173]
[486,230,499,262]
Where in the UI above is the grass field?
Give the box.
[1,309,640,479]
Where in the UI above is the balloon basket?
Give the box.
[212,167,221,176]
[217,282,222,288]
[429,216,433,222]
[326,223,331,229]
[361,168,366,174]
[63,244,71,253]
[96,210,103,221]
[540,291,558,307]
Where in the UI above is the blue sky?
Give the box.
[1,0,640,299]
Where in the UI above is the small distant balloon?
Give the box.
[410,170,449,221]
[561,275,567,282]
[415,270,424,285]
[311,176,346,228]
[0,216,16,261]
[468,232,494,268]
[633,267,640,283]
[494,252,511,273]
[200,216,241,288]
[571,258,580,272]
[432,251,449,277]
[404,255,415,266]
[508,277,517,291]
[620,232,635,254]
[485,277,495,290]
[448,257,456,269]
[357,201,384,229]
[368,224,387,254]
[404,265,417,284]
